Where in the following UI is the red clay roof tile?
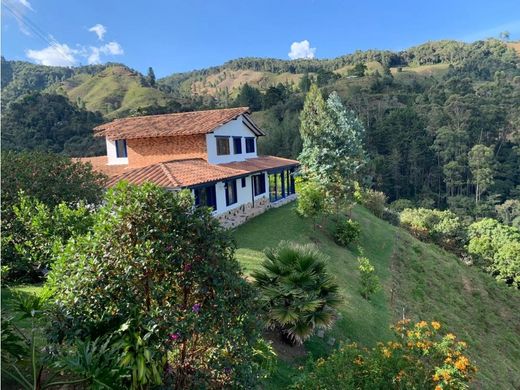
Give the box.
[104,156,299,188]
[93,107,262,140]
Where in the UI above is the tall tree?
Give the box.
[234,83,262,111]
[146,66,156,87]
[299,87,367,208]
[468,144,495,204]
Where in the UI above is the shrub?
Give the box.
[358,256,380,299]
[382,207,400,225]
[296,180,329,227]
[400,208,466,251]
[333,217,361,246]
[3,195,94,282]
[294,319,477,389]
[389,198,414,212]
[46,182,265,388]
[252,241,341,345]
[360,189,387,217]
[467,218,520,286]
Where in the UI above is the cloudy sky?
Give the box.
[2,0,520,77]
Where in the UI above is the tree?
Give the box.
[46,183,265,388]
[296,179,329,229]
[499,31,510,41]
[299,73,312,92]
[299,88,367,210]
[468,144,494,205]
[234,83,262,111]
[252,242,341,345]
[358,256,380,299]
[350,63,367,77]
[146,66,156,87]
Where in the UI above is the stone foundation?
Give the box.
[217,194,297,229]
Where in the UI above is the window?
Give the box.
[194,185,217,211]
[225,180,237,206]
[115,139,127,158]
[216,137,230,155]
[253,173,266,196]
[245,137,255,153]
[233,137,242,154]
[241,177,247,188]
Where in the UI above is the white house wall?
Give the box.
[206,115,258,164]
[106,138,128,165]
[210,173,269,215]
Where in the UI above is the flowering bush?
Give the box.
[294,319,476,389]
[46,182,266,388]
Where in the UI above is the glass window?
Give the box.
[225,180,237,206]
[233,137,242,154]
[241,177,246,188]
[216,137,230,155]
[245,137,255,153]
[194,185,217,210]
[115,139,127,158]
[253,173,266,196]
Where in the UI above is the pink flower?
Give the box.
[183,263,192,272]
[169,332,181,341]
[192,303,201,313]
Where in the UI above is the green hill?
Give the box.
[48,65,173,119]
[233,204,520,389]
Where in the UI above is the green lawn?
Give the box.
[233,203,520,389]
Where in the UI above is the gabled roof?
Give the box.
[104,156,299,188]
[93,107,265,140]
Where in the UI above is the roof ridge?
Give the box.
[158,162,179,187]
[105,106,250,123]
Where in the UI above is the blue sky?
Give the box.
[2,0,520,78]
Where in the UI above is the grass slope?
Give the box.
[50,66,172,119]
[233,203,520,389]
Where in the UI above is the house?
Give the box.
[81,107,299,228]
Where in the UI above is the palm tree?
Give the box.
[252,241,341,345]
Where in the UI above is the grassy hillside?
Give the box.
[49,65,172,119]
[233,204,520,389]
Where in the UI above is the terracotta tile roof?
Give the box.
[105,156,299,188]
[93,107,265,140]
[75,156,131,177]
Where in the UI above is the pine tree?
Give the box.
[147,67,156,87]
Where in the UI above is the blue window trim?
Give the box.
[225,180,238,206]
[115,139,127,158]
[241,177,246,188]
[245,137,255,153]
[233,137,242,154]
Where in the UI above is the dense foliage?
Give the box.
[294,319,477,389]
[1,151,106,281]
[252,242,341,345]
[333,217,361,247]
[2,93,105,156]
[46,183,265,388]
[467,218,520,286]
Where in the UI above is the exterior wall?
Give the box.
[106,138,128,165]
[126,135,207,167]
[206,115,258,164]
[217,194,297,229]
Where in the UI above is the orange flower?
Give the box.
[446,333,456,340]
[435,386,442,390]
[431,321,441,330]
[455,356,470,371]
[433,373,440,381]
[353,356,363,366]
[382,347,391,358]
[417,320,428,328]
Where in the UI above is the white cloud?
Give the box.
[26,43,78,66]
[88,23,107,40]
[4,0,34,35]
[288,40,316,60]
[87,41,124,64]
